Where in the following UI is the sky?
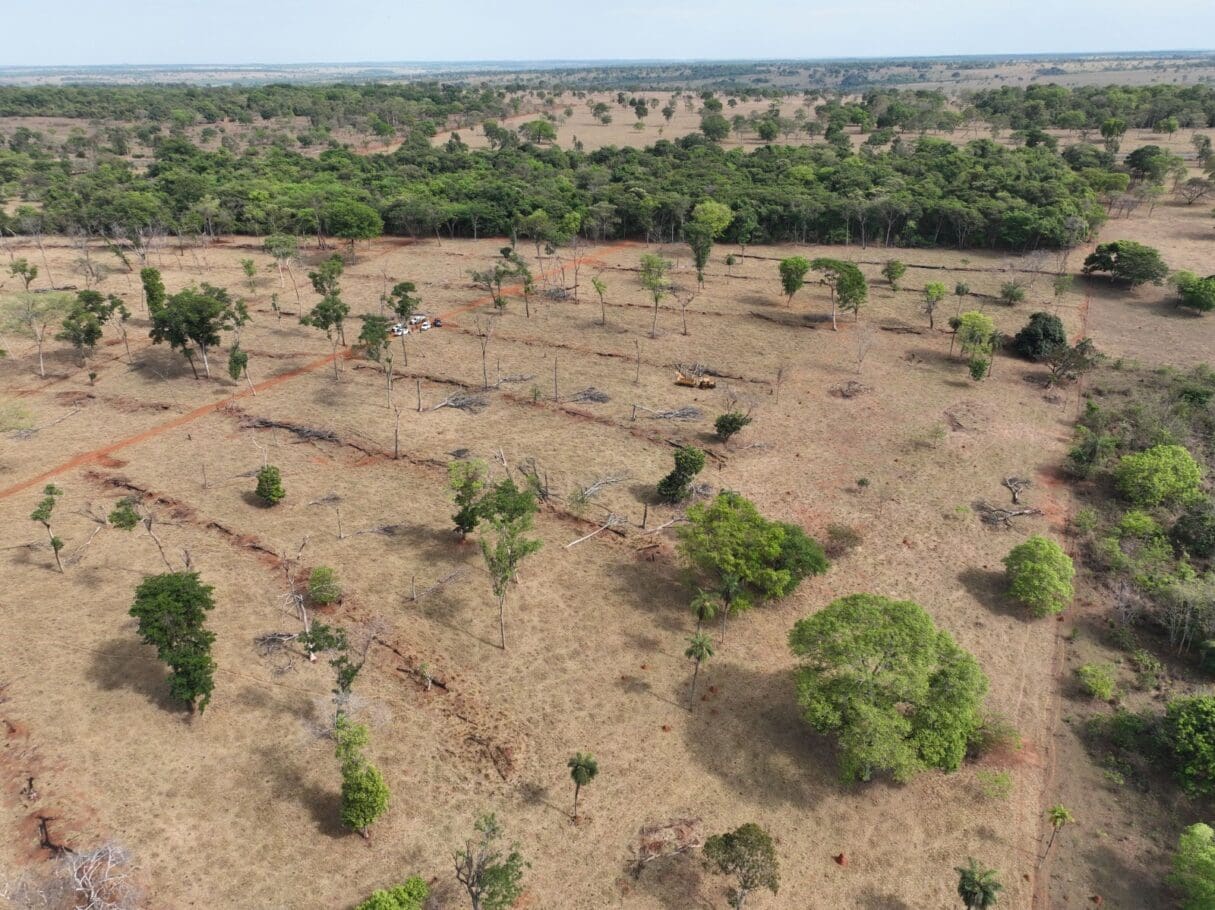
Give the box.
[2,0,1211,68]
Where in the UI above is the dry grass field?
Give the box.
[0,180,1211,908]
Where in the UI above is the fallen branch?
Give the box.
[1002,476,1031,504]
[7,407,81,440]
[430,393,487,413]
[974,501,1043,528]
[565,514,628,548]
[409,567,467,602]
[239,415,339,442]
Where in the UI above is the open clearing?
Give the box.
[0,191,1211,907]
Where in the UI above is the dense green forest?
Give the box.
[0,128,1104,250]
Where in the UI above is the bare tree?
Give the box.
[473,317,495,391]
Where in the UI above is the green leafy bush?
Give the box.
[1076,663,1118,700]
[1171,822,1215,910]
[1115,444,1203,507]
[1166,696,1215,796]
[657,445,706,503]
[975,769,1013,800]
[308,566,342,605]
[824,523,863,558]
[354,877,428,910]
[714,411,752,442]
[255,465,285,505]
[1003,535,1075,617]
[1012,311,1067,360]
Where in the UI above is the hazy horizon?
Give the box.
[4,0,1212,68]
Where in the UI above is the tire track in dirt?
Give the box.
[0,241,640,502]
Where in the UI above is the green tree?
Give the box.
[999,281,1026,307]
[700,112,731,141]
[354,877,429,910]
[129,572,217,712]
[448,458,488,538]
[715,411,752,444]
[387,280,421,323]
[309,566,342,605]
[30,483,65,572]
[703,823,780,910]
[810,258,866,330]
[9,258,37,291]
[227,343,249,387]
[262,235,299,290]
[1171,822,1215,910]
[1115,444,1203,507]
[1166,697,1215,796]
[956,311,996,360]
[1043,805,1073,861]
[657,445,706,503]
[685,201,733,288]
[956,858,1002,909]
[1100,117,1127,154]
[479,479,542,649]
[519,119,557,143]
[639,253,671,337]
[326,199,383,255]
[335,713,390,838]
[1,291,75,378]
[1003,536,1075,617]
[150,284,249,379]
[301,294,350,379]
[922,281,947,328]
[685,631,715,710]
[140,266,166,313]
[453,813,527,910]
[678,491,828,629]
[1082,240,1169,287]
[567,752,598,820]
[591,275,608,326]
[881,259,907,290]
[255,465,285,505]
[240,257,257,293]
[778,256,811,306]
[56,305,103,367]
[788,594,988,782]
[1011,312,1066,360]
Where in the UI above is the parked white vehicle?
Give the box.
[408,314,426,325]
[391,323,409,336]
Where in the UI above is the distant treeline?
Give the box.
[0,129,1104,252]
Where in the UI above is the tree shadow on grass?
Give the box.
[679,661,847,807]
[957,567,1026,620]
[85,637,182,714]
[857,889,915,910]
[627,851,715,910]
[608,553,691,635]
[252,744,346,839]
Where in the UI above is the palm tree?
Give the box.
[567,752,598,821]
[1043,805,1074,863]
[690,590,720,633]
[685,632,715,711]
[956,858,1002,909]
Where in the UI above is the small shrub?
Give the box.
[308,566,342,605]
[824,523,863,559]
[354,876,428,910]
[255,465,285,505]
[975,769,1013,800]
[1173,498,1215,559]
[657,446,706,503]
[856,477,870,490]
[1129,649,1164,690]
[1071,507,1099,535]
[714,411,752,442]
[1076,663,1118,701]
[1003,535,1075,617]
[969,711,1022,757]
[1114,444,1203,507]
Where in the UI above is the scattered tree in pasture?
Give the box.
[255,465,285,505]
[639,253,671,337]
[1177,178,1213,206]
[788,593,988,782]
[700,112,731,141]
[657,445,706,503]
[567,752,598,821]
[809,258,866,329]
[9,258,37,291]
[956,858,1002,910]
[308,566,342,605]
[56,305,103,367]
[227,343,250,389]
[678,491,828,632]
[881,259,907,290]
[1051,274,1074,305]
[335,714,390,838]
[685,200,733,287]
[1043,805,1073,861]
[129,571,217,712]
[1115,444,1203,507]
[956,311,995,361]
[1171,822,1215,910]
[1100,117,1127,154]
[453,813,527,910]
[1011,312,1066,360]
[778,256,811,306]
[922,281,947,327]
[1,292,75,378]
[479,479,542,649]
[301,293,349,378]
[703,823,780,910]
[471,260,514,310]
[30,484,65,572]
[685,631,715,710]
[1003,536,1075,617]
[308,254,344,298]
[591,274,608,325]
[999,280,1026,307]
[240,258,257,293]
[140,266,166,313]
[1040,337,1101,386]
[449,458,489,539]
[263,234,300,292]
[1082,240,1169,287]
[150,284,248,379]
[108,496,141,531]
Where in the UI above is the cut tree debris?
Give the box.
[974,501,1043,528]
[430,393,488,413]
